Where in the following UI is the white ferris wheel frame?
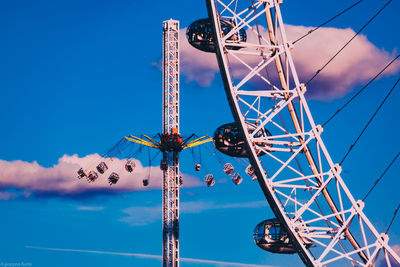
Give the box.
[206,0,400,266]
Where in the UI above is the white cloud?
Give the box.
[179,25,399,100]
[120,200,266,226]
[0,154,201,198]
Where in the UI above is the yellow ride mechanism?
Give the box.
[141,134,161,146]
[125,134,212,150]
[125,135,160,149]
[183,136,212,149]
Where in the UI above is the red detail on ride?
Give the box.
[160,133,184,152]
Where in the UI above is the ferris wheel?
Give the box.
[187,0,400,266]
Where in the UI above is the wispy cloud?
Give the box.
[0,191,18,200]
[76,206,105,211]
[120,200,266,226]
[26,246,274,267]
[180,200,267,213]
[0,154,201,199]
[177,25,399,100]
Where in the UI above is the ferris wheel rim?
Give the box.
[205,1,315,265]
[205,0,400,266]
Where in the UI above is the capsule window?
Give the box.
[268,225,281,240]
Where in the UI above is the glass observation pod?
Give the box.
[186,18,247,53]
[253,218,312,254]
[253,218,295,254]
[96,162,108,174]
[213,122,272,158]
[195,163,201,171]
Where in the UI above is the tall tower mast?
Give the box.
[162,19,180,267]
[125,19,209,265]
[79,17,211,267]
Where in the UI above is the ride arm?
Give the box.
[141,134,162,146]
[183,136,213,149]
[125,135,160,149]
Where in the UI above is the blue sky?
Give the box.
[0,0,400,266]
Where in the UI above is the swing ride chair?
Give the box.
[182,0,400,266]
[75,131,143,185]
[76,133,212,186]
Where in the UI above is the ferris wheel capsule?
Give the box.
[253,219,296,254]
[213,122,272,158]
[194,163,201,171]
[186,18,247,53]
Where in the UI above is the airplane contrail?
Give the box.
[26,245,275,267]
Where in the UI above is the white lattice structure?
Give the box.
[206,0,400,265]
[162,19,180,267]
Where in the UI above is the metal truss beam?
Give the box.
[206,0,400,265]
[163,19,180,267]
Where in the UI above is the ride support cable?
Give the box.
[340,77,400,165]
[306,0,393,85]
[293,0,365,44]
[362,151,400,202]
[323,54,400,127]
